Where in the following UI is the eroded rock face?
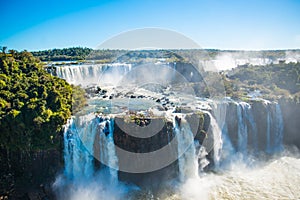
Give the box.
[97,113,208,186]
[279,100,300,149]
[0,149,62,200]
[223,101,285,152]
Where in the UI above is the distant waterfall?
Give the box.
[63,115,119,182]
[56,63,132,86]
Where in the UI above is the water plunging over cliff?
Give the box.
[55,99,295,200]
[63,115,118,182]
[51,58,299,199]
[174,116,198,181]
[56,63,132,86]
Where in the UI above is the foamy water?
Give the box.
[127,154,300,200]
[55,153,300,200]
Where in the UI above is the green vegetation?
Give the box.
[0,49,86,151]
[225,62,300,100]
[32,47,92,61]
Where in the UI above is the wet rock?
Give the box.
[175,115,181,126]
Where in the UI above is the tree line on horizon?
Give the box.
[27,46,300,63]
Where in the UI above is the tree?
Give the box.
[1,46,7,54]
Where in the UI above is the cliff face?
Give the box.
[280,100,300,149]
[93,113,208,186]
[0,149,62,199]
[222,101,283,153]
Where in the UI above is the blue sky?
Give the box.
[1,0,300,51]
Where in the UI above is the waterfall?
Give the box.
[274,103,284,152]
[265,103,284,153]
[237,103,249,156]
[63,117,97,180]
[62,99,285,188]
[211,102,235,164]
[63,115,119,182]
[98,117,119,183]
[234,101,284,156]
[208,100,284,167]
[202,111,223,167]
[197,145,209,172]
[246,104,258,152]
[174,116,198,181]
[56,63,132,86]
[266,107,272,153]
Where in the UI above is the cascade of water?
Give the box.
[174,116,198,182]
[63,118,96,180]
[266,106,272,153]
[98,117,119,184]
[266,103,284,153]
[197,145,210,172]
[230,101,283,156]
[211,102,233,163]
[246,104,258,152]
[273,103,284,152]
[202,111,223,167]
[56,63,132,86]
[236,103,248,156]
[63,115,119,184]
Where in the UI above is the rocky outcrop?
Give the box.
[106,113,208,186]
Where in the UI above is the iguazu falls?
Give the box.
[47,59,299,200]
[1,1,300,199]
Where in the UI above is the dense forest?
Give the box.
[31,47,300,63]
[224,62,300,101]
[31,47,93,61]
[0,50,86,151]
